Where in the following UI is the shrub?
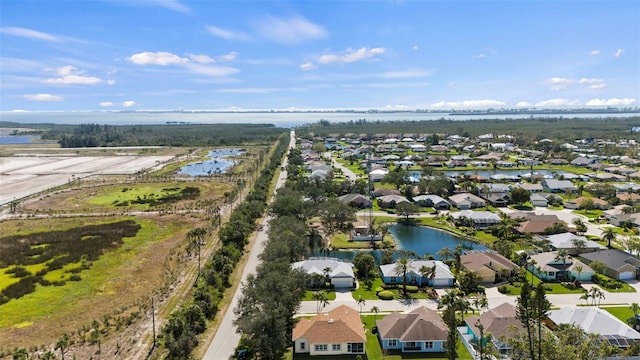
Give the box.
[381,284,398,290]
[378,290,394,300]
[374,286,384,294]
[497,285,510,294]
[402,285,419,293]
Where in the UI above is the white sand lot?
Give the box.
[0,154,173,205]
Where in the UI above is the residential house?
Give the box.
[293,305,366,356]
[542,179,577,193]
[460,250,519,283]
[338,193,372,209]
[376,307,448,353]
[616,192,640,204]
[448,192,486,209]
[514,213,566,235]
[450,210,502,229]
[292,258,356,289]
[517,183,544,193]
[377,194,410,209]
[527,251,594,281]
[372,188,401,198]
[547,307,640,349]
[412,194,451,210]
[539,232,606,255]
[379,260,454,287]
[530,193,548,207]
[564,197,611,211]
[580,249,640,280]
[463,303,525,357]
[571,156,597,167]
[485,193,511,207]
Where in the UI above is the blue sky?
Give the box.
[1,0,639,111]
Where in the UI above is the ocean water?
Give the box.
[1,111,638,129]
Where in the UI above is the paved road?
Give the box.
[203,131,295,360]
[297,280,640,316]
[331,156,357,181]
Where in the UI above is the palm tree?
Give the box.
[419,264,436,287]
[472,295,489,314]
[312,290,330,313]
[602,227,617,248]
[371,305,380,323]
[573,218,588,236]
[554,249,570,281]
[55,333,70,360]
[579,292,591,306]
[437,247,454,262]
[589,287,605,307]
[356,295,366,314]
[393,255,411,297]
[574,265,583,282]
[631,302,640,317]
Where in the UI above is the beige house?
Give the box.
[461,250,519,283]
[293,305,366,356]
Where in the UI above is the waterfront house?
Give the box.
[379,260,454,287]
[460,250,519,283]
[376,307,448,353]
[292,258,356,289]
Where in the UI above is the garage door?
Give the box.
[433,278,451,287]
[332,277,353,288]
[618,271,634,280]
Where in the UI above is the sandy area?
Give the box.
[0,154,173,205]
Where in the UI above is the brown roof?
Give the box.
[517,220,564,234]
[293,305,366,343]
[461,251,519,273]
[376,306,447,342]
[465,302,524,340]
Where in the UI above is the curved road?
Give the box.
[203,130,295,360]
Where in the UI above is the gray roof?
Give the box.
[541,232,606,250]
[379,260,454,281]
[451,210,501,224]
[581,249,640,271]
[548,307,640,341]
[465,302,524,340]
[376,307,448,342]
[292,258,355,279]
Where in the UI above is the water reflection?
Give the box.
[179,148,243,176]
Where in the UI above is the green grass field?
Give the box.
[602,305,636,323]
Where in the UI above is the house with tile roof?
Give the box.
[379,260,454,287]
[293,305,366,356]
[376,307,448,353]
[292,258,356,289]
[547,307,640,349]
[463,302,525,356]
[448,192,486,210]
[527,251,594,281]
[461,250,519,283]
[580,249,640,280]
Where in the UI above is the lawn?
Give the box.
[351,278,434,301]
[331,232,385,250]
[503,271,587,295]
[593,273,637,293]
[302,290,337,301]
[602,305,637,324]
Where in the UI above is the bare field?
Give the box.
[0,155,173,205]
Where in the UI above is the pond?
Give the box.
[318,224,488,262]
[178,148,243,176]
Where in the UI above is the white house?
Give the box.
[292,258,356,289]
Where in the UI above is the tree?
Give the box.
[419,264,436,287]
[589,259,606,275]
[511,187,531,206]
[574,264,583,282]
[319,198,357,234]
[457,270,481,295]
[356,295,366,314]
[573,218,588,236]
[12,348,28,360]
[626,236,640,256]
[601,227,617,248]
[572,237,587,255]
[581,198,595,214]
[371,305,380,323]
[437,247,454,262]
[438,289,469,360]
[533,283,551,360]
[589,286,605,307]
[394,255,411,297]
[312,290,330,313]
[493,239,514,259]
[55,333,70,360]
[381,167,408,190]
[516,280,535,360]
[353,252,377,285]
[306,227,323,256]
[472,295,489,314]
[554,249,570,280]
[395,201,420,222]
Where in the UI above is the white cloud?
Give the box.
[412,45,419,50]
[107,79,116,85]
[590,49,600,56]
[545,77,574,91]
[589,83,607,89]
[615,48,624,57]
[317,47,385,65]
[24,93,62,101]
[585,98,636,106]
[578,78,604,84]
[145,0,190,13]
[299,61,317,71]
[185,63,239,77]
[516,101,533,107]
[430,99,506,109]
[122,100,136,107]
[99,101,114,107]
[218,52,238,62]
[188,54,215,64]
[254,15,328,45]
[128,51,189,66]
[448,82,457,87]
[206,25,251,41]
[43,65,103,85]
[382,70,431,78]
[1,26,62,42]
[476,53,486,58]
[535,98,581,107]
